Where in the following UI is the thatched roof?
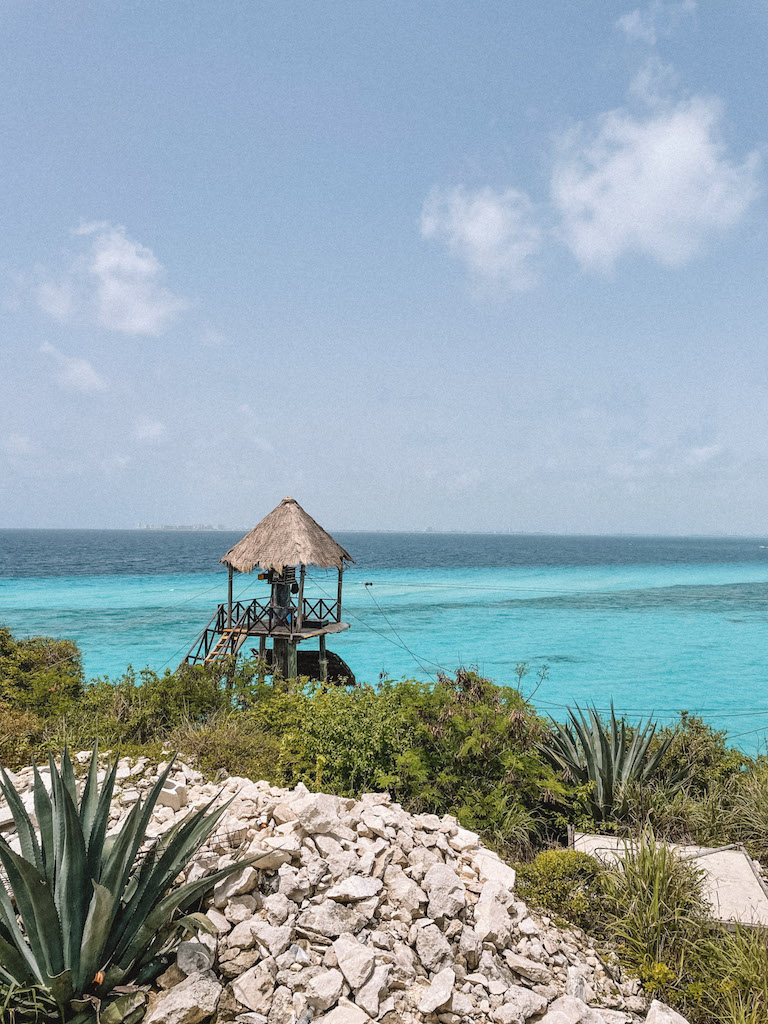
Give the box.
[221,497,353,573]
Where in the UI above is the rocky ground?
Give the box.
[1,757,691,1024]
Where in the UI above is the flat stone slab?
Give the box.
[575,833,768,928]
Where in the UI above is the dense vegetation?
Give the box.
[1,623,767,1022]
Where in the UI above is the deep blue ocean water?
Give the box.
[2,530,768,752]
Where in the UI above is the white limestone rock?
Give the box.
[418,966,455,1013]
[213,867,259,908]
[326,876,383,902]
[158,779,188,811]
[474,850,516,891]
[298,902,371,938]
[422,862,466,922]
[315,998,370,1024]
[503,951,553,985]
[645,1001,691,1024]
[333,934,376,990]
[355,963,390,1017]
[176,941,214,975]
[144,970,222,1024]
[231,962,277,1015]
[304,968,344,1011]
[493,985,548,1022]
[414,923,451,971]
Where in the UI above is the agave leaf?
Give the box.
[0,929,36,986]
[33,764,55,890]
[0,835,63,983]
[86,755,121,881]
[117,855,256,972]
[109,795,230,961]
[99,990,147,1024]
[51,760,90,980]
[102,758,178,901]
[61,748,78,808]
[79,742,101,846]
[0,767,42,872]
[0,877,39,982]
[46,967,74,1007]
[75,881,117,994]
[540,703,675,821]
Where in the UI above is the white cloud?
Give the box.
[133,417,166,441]
[38,222,187,336]
[420,186,541,290]
[2,434,36,457]
[201,328,227,347]
[551,90,760,269]
[617,0,696,45]
[37,279,76,322]
[41,342,108,393]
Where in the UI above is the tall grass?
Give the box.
[605,827,711,971]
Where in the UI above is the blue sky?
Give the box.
[1,0,767,533]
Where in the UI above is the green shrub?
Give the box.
[515,848,606,929]
[729,767,768,862]
[170,711,284,783]
[605,827,710,969]
[0,705,45,772]
[657,713,750,793]
[0,626,83,717]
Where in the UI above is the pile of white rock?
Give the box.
[0,757,691,1024]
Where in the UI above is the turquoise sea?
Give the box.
[2,530,768,752]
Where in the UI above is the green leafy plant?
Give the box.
[0,746,251,1022]
[605,827,710,980]
[515,848,606,929]
[541,704,679,821]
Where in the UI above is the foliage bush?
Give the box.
[515,849,606,930]
[0,626,83,718]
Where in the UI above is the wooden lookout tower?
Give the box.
[183,497,355,682]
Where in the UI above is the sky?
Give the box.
[1,0,767,534]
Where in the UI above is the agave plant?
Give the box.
[0,747,250,1022]
[540,704,680,822]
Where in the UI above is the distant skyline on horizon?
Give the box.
[2,2,767,535]
[3,525,768,541]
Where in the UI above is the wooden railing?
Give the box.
[183,596,341,664]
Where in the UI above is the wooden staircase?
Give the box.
[204,627,250,664]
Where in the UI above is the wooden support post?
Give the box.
[274,638,297,680]
[258,636,266,683]
[227,565,233,629]
[319,633,328,683]
[336,568,343,622]
[297,564,305,631]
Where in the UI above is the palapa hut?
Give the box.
[183,497,355,682]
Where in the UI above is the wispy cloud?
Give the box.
[41,342,108,393]
[422,38,760,285]
[617,0,696,46]
[420,186,541,290]
[2,434,37,457]
[133,417,166,441]
[551,82,760,269]
[200,327,227,347]
[38,222,187,336]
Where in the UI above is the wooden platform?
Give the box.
[182,596,350,666]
